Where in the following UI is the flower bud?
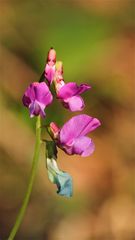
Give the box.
[55,61,63,75]
[47,48,56,66]
[48,122,60,139]
[45,48,56,84]
[54,61,65,93]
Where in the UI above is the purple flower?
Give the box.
[22,82,53,118]
[44,48,56,85]
[49,114,101,157]
[55,80,91,111]
[53,61,91,111]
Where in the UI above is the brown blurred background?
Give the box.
[0,0,135,239]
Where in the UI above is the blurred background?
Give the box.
[0,0,135,239]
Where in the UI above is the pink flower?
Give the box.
[54,61,91,112]
[49,114,101,157]
[56,81,91,112]
[22,82,53,117]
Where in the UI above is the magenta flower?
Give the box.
[22,82,53,118]
[49,114,101,157]
[53,61,91,111]
[44,48,56,85]
[59,82,91,111]
[55,80,91,112]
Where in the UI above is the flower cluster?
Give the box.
[22,48,101,197]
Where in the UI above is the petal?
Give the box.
[58,82,91,99]
[34,82,53,106]
[22,84,36,107]
[60,114,101,145]
[77,84,91,95]
[29,101,40,117]
[47,48,56,66]
[47,158,73,197]
[22,94,31,107]
[59,136,95,157]
[45,64,55,84]
[29,101,45,118]
[46,141,73,197]
[39,104,46,118]
[57,171,73,197]
[72,136,95,157]
[63,95,84,112]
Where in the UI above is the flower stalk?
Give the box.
[8,116,41,240]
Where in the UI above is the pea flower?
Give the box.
[22,82,53,118]
[44,48,56,85]
[48,114,101,157]
[46,141,72,197]
[54,62,91,112]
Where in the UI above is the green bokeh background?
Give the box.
[0,0,134,239]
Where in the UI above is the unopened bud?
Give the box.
[54,61,65,93]
[47,48,56,66]
[55,61,63,75]
[48,122,60,139]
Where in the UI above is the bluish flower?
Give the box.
[46,141,72,197]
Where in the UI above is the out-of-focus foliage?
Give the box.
[0,0,134,239]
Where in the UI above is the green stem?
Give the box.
[8,116,41,240]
